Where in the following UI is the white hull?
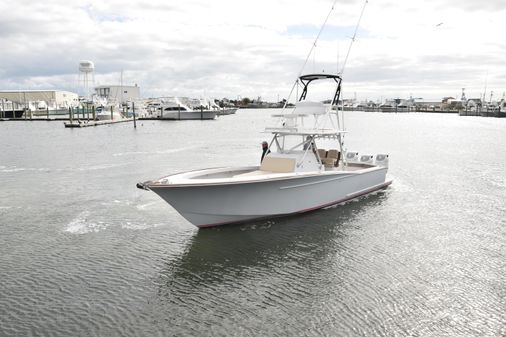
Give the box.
[148,166,390,227]
[96,112,124,121]
[161,110,217,120]
[217,108,237,115]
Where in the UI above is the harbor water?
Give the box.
[0,110,504,336]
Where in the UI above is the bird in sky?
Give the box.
[436,22,444,27]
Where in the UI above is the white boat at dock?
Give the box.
[193,97,237,115]
[157,97,217,120]
[95,105,125,121]
[138,74,391,228]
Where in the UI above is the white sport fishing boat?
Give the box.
[137,74,392,227]
[159,97,217,120]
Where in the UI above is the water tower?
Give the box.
[78,60,95,97]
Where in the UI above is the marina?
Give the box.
[2,92,505,122]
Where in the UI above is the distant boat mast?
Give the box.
[120,70,124,105]
[483,70,488,102]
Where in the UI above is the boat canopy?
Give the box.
[265,73,344,137]
[298,73,342,106]
[298,73,342,81]
[264,127,346,137]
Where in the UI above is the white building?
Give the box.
[0,90,79,115]
[95,84,140,102]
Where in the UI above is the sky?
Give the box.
[1,0,505,102]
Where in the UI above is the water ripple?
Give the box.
[1,112,505,336]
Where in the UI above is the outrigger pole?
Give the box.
[340,0,368,76]
[282,0,369,111]
[338,0,368,152]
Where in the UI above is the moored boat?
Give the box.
[95,104,124,120]
[159,97,217,120]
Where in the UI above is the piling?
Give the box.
[46,106,49,119]
[200,106,203,120]
[92,106,96,120]
[110,106,114,120]
[133,102,137,128]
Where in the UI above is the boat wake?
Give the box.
[65,209,165,234]
[76,163,128,171]
[112,146,198,157]
[120,221,164,230]
[0,166,51,173]
[386,175,412,193]
[135,201,159,210]
[65,211,108,234]
[1,164,129,173]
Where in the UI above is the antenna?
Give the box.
[336,41,340,74]
[120,70,124,104]
[313,47,316,73]
[483,70,488,103]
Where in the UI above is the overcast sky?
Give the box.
[1,0,505,102]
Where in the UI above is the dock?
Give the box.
[1,117,70,122]
[64,118,133,128]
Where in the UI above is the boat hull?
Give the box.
[161,110,217,120]
[217,108,237,115]
[96,113,124,121]
[149,167,390,227]
[1,110,24,118]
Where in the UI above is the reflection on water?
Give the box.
[165,193,386,282]
[149,194,389,335]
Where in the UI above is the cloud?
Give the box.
[437,0,506,11]
[0,0,504,101]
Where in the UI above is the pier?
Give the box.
[64,118,133,128]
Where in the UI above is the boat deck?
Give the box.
[149,162,379,187]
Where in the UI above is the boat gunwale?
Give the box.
[147,164,385,188]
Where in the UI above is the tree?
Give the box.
[241,97,251,106]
